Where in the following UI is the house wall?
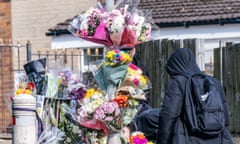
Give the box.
[11,0,97,70]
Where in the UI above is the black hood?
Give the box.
[166,48,201,76]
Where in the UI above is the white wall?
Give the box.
[51,35,103,49]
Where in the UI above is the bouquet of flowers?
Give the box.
[93,49,132,97]
[69,7,113,46]
[67,1,154,143]
[105,49,132,67]
[69,2,152,48]
[121,63,150,90]
[94,101,121,130]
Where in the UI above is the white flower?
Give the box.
[123,108,138,125]
[129,15,145,37]
[110,15,125,33]
[80,19,88,31]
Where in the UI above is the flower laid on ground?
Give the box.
[105,49,132,66]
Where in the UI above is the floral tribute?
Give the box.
[62,1,154,144]
[69,2,151,48]
[14,1,153,143]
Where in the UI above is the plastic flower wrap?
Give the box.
[45,70,58,98]
[105,8,126,46]
[57,69,72,98]
[68,79,86,100]
[60,102,107,144]
[69,7,113,46]
[93,49,131,98]
[113,85,148,127]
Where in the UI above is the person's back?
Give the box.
[156,48,233,144]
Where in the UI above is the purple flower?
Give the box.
[69,87,86,100]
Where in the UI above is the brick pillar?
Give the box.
[0,0,13,133]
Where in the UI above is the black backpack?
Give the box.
[182,73,225,137]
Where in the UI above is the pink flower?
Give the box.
[103,102,115,114]
[133,78,139,86]
[129,63,139,71]
[114,49,120,53]
[114,107,120,117]
[94,108,105,120]
[104,116,114,122]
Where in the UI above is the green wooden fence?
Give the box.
[136,39,197,108]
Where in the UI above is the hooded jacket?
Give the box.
[156,48,233,144]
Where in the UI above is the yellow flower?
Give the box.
[85,88,95,99]
[15,88,32,95]
[15,89,24,95]
[147,142,154,144]
[24,89,32,95]
[122,53,132,64]
[140,76,147,84]
[106,51,115,61]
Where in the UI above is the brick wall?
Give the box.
[0,0,13,133]
[11,0,97,71]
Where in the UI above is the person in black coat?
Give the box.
[156,48,233,144]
